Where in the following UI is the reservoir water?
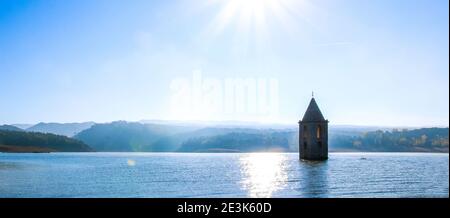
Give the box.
[0,152,448,198]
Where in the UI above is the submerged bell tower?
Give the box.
[299,95,329,161]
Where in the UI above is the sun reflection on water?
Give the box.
[239,153,288,198]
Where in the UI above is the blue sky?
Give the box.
[0,0,448,126]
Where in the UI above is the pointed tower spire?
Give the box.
[301,97,326,122]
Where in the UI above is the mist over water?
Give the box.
[0,152,448,198]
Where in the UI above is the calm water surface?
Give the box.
[0,152,448,198]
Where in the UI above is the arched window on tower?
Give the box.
[316,125,321,139]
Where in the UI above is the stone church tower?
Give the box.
[299,97,329,160]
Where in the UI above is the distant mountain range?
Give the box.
[0,121,448,153]
[25,122,95,137]
[0,125,24,132]
[11,124,34,130]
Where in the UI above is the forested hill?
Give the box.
[74,121,197,152]
[0,130,93,152]
[330,127,449,152]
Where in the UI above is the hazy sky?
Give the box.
[0,0,448,126]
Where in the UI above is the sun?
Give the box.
[211,0,290,34]
[225,0,278,19]
[198,0,314,54]
[208,0,313,34]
